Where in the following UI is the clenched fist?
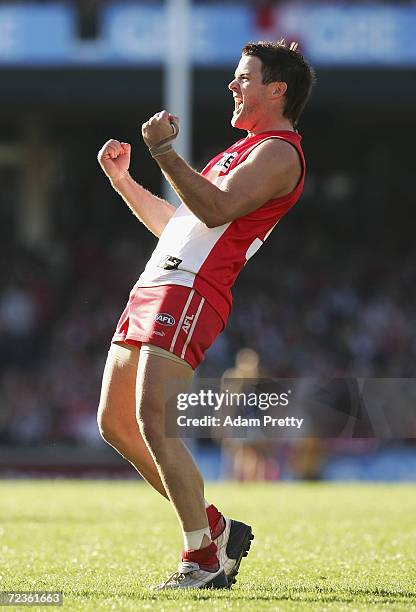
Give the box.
[142,110,179,150]
[97,139,131,184]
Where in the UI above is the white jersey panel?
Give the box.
[137,202,231,287]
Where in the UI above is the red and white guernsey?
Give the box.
[137,130,305,325]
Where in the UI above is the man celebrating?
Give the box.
[97,41,315,589]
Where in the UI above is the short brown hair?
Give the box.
[242,40,316,126]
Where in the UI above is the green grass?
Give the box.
[0,481,416,611]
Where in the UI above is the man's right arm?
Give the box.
[98,139,176,238]
[111,172,176,238]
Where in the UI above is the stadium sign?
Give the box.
[1,3,416,67]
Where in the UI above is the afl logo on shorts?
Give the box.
[155,313,176,326]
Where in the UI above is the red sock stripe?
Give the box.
[206,504,222,528]
[206,504,225,539]
[182,541,218,567]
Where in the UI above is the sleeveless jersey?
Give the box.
[137,130,306,325]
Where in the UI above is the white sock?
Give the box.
[204,499,210,509]
[184,526,211,550]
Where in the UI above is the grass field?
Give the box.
[1,481,416,611]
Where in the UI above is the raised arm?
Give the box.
[157,139,300,227]
[142,111,301,228]
[97,139,176,238]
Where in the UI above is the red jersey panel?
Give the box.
[137,130,305,325]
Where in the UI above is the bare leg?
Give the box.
[97,342,168,498]
[136,344,209,537]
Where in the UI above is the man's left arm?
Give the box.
[142,112,301,228]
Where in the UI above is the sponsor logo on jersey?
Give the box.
[155,313,176,326]
[158,255,183,270]
[213,152,238,171]
[182,314,195,334]
[153,330,166,337]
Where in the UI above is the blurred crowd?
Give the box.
[1,217,414,447]
[0,72,414,453]
[1,0,414,481]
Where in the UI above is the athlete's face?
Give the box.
[228,55,270,130]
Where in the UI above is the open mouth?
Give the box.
[233,97,243,112]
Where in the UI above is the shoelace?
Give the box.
[161,561,200,588]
